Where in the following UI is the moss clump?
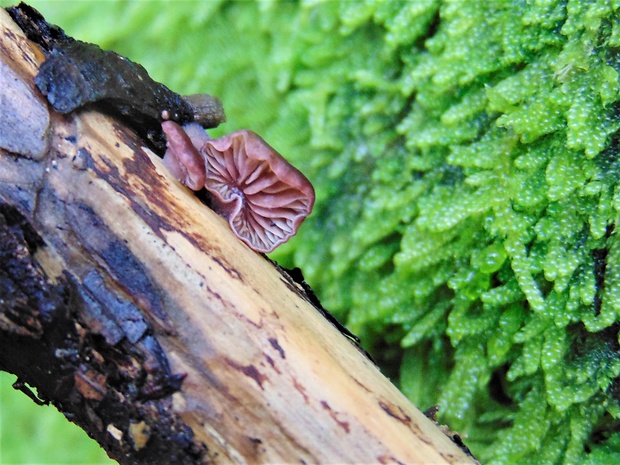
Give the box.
[11,0,620,463]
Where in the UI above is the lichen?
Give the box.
[16,0,620,462]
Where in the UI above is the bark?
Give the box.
[0,8,476,465]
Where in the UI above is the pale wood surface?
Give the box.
[0,9,476,464]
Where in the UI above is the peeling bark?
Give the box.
[0,7,476,465]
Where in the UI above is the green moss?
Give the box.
[5,0,620,463]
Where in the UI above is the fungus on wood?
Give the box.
[0,4,477,465]
[161,121,315,253]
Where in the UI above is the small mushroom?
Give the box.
[161,121,206,191]
[203,130,315,253]
[160,123,315,253]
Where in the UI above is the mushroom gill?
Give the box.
[203,130,315,253]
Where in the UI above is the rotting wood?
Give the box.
[0,8,477,465]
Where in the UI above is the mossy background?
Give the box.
[2,0,620,463]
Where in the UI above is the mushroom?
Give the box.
[161,121,206,191]
[203,130,315,253]
[160,122,315,253]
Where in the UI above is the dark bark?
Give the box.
[0,205,205,464]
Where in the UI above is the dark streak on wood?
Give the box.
[204,284,223,303]
[68,202,172,333]
[379,399,430,446]
[268,337,286,359]
[212,256,242,281]
[320,400,350,433]
[351,376,372,393]
[226,359,267,390]
[264,353,276,370]
[377,455,406,465]
[378,400,412,426]
[292,376,309,404]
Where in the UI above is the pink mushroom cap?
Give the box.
[161,121,206,191]
[203,130,315,253]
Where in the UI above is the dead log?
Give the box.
[0,7,477,465]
